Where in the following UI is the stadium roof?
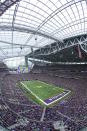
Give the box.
[0,0,87,60]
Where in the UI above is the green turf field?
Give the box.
[18,80,70,107]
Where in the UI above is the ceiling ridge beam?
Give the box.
[0,40,40,48]
[0,25,59,41]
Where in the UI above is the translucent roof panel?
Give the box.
[0,0,87,60]
[4,56,25,68]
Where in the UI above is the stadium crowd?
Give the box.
[0,64,87,131]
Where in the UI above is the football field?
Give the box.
[18,80,71,107]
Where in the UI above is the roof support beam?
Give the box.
[36,0,83,31]
[12,0,20,55]
[0,40,40,48]
[1,54,26,60]
[28,35,87,57]
[0,0,20,16]
[0,25,60,41]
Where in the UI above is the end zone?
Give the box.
[44,90,71,105]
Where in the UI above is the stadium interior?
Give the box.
[0,0,87,131]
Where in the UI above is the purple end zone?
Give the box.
[44,90,69,104]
